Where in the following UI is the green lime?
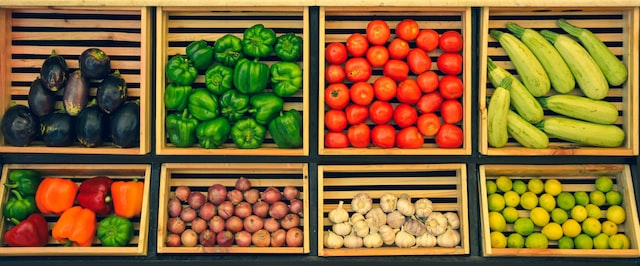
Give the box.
[557,192,576,211]
[590,190,606,206]
[562,219,581,238]
[593,233,610,249]
[595,176,614,193]
[525,232,548,248]
[513,217,535,236]
[551,208,569,224]
[530,207,550,227]
[609,233,630,249]
[503,191,521,207]
[487,180,498,195]
[606,205,626,224]
[507,233,525,248]
[581,217,602,237]
[488,193,506,212]
[502,206,519,223]
[606,190,623,206]
[520,192,538,210]
[574,233,593,249]
[541,222,563,241]
[489,211,507,232]
[490,231,507,248]
[585,204,602,219]
[544,179,563,196]
[512,180,527,195]
[573,191,590,206]
[602,220,618,236]
[496,176,513,193]
[528,178,544,195]
[538,193,556,212]
[570,205,588,222]
[558,236,574,249]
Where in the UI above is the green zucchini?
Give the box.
[536,116,624,147]
[507,110,549,149]
[487,77,512,148]
[487,58,544,124]
[538,94,619,125]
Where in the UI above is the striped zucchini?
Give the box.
[558,19,628,86]
[487,77,512,148]
[536,117,625,148]
[487,58,544,124]
[538,94,619,125]
[506,22,575,94]
[507,110,549,149]
[489,29,550,97]
[540,30,609,100]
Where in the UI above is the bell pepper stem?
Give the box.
[64,239,73,247]
[105,195,112,204]
[4,183,18,189]
[10,189,24,200]
[9,217,21,225]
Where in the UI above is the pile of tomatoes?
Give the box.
[323,18,465,149]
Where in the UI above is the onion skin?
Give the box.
[167,217,186,234]
[234,202,252,219]
[252,229,271,247]
[271,229,286,247]
[199,229,216,247]
[208,184,227,205]
[283,186,300,201]
[174,186,191,202]
[289,199,303,216]
[243,189,260,204]
[263,217,281,232]
[253,201,269,218]
[198,202,216,221]
[181,229,198,247]
[166,233,182,247]
[280,213,301,230]
[188,192,206,209]
[217,201,235,219]
[209,216,225,233]
[225,216,244,233]
[217,230,234,247]
[227,189,244,205]
[180,207,197,223]
[168,198,182,218]
[235,177,252,192]
[269,201,289,219]
[191,218,208,234]
[262,187,282,204]
[243,215,264,233]
[286,227,304,247]
[235,231,252,247]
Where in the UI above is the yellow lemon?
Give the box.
[527,178,544,195]
[490,231,507,248]
[488,193,506,212]
[489,211,507,232]
[574,233,593,249]
[558,236,574,249]
[573,191,590,206]
[513,217,535,236]
[541,222,563,241]
[525,232,548,248]
[602,220,618,236]
[589,190,606,206]
[556,192,576,211]
[503,191,520,207]
[486,180,498,195]
[609,233,630,249]
[581,217,602,237]
[530,207,550,227]
[571,205,588,222]
[502,206,519,223]
[496,176,513,193]
[512,180,527,195]
[595,175,614,193]
[562,219,581,238]
[538,193,556,212]
[551,208,569,224]
[585,203,602,219]
[507,233,525,248]
[544,179,562,196]
[593,233,610,249]
[520,192,538,210]
[606,205,626,225]
[606,190,623,206]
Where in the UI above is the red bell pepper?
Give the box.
[76,176,113,215]
[4,213,49,247]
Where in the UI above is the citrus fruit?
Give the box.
[544,179,562,196]
[593,233,609,249]
[585,204,602,219]
[556,192,576,211]
[562,219,581,238]
[570,205,588,222]
[606,190,623,206]
[530,207,550,227]
[512,180,527,195]
[503,191,520,207]
[520,192,538,210]
[609,233,630,249]
[488,193,506,212]
[574,233,593,249]
[513,217,535,236]
[489,211,507,232]
[496,176,513,192]
[558,236,574,249]
[525,232,548,248]
[551,208,569,224]
[581,217,602,237]
[527,178,544,195]
[507,233,525,248]
[538,193,556,212]
[502,206,519,223]
[490,231,507,248]
[486,180,497,195]
[601,220,618,236]
[573,191,590,206]
[541,222,563,241]
[606,205,626,224]
[595,175,614,193]
[589,190,606,206]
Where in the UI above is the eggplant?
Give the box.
[110,101,140,148]
[27,77,57,117]
[97,70,128,114]
[63,70,90,116]
[40,49,68,92]
[79,48,111,80]
[76,102,108,148]
[1,105,39,146]
[40,112,75,147]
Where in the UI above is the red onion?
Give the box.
[289,199,303,216]
[188,192,206,210]
[243,189,260,204]
[285,227,304,247]
[191,218,208,234]
[263,217,281,233]
[235,231,252,247]
[269,201,289,219]
[167,217,186,234]
[209,216,225,233]
[181,229,198,247]
[283,185,300,201]
[243,215,264,233]
[280,213,301,230]
[225,216,243,233]
[174,186,191,202]
[234,202,252,219]
[217,230,234,247]
[208,184,227,205]
[261,187,282,204]
[252,229,271,247]
[168,198,182,218]
[227,189,244,205]
[180,207,197,223]
[217,201,235,220]
[199,229,216,247]
[235,177,252,192]
[252,201,269,218]
[198,202,216,221]
[271,229,286,247]
[166,233,181,247]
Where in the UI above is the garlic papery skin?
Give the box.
[425,212,448,236]
[324,230,344,249]
[332,221,352,236]
[329,200,349,224]
[365,207,386,227]
[379,225,399,246]
[416,232,437,247]
[343,232,363,248]
[349,212,365,225]
[363,232,383,248]
[396,196,415,217]
[414,198,433,219]
[403,218,427,236]
[444,212,460,230]
[436,227,461,248]
[351,193,373,215]
[394,228,416,248]
[379,193,397,213]
[352,219,370,238]
[386,210,406,229]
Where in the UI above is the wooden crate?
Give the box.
[318,7,472,155]
[479,7,639,156]
[479,164,640,257]
[317,164,469,256]
[0,6,152,155]
[157,163,310,254]
[155,7,309,156]
[0,163,151,256]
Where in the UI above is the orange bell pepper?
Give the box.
[35,177,78,215]
[111,179,144,218]
[52,206,96,247]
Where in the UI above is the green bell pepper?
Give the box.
[274,33,303,62]
[214,34,244,67]
[249,92,284,125]
[97,215,134,247]
[242,24,276,59]
[270,61,303,97]
[188,88,220,121]
[186,40,214,71]
[220,89,249,122]
[164,84,192,111]
[205,64,233,96]
[4,169,41,197]
[268,109,303,148]
[166,109,199,148]
[165,55,198,86]
[3,190,37,225]
[196,117,231,149]
[231,117,266,149]
[233,58,270,95]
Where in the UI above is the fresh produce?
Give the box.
[196,117,231,149]
[3,190,37,225]
[75,102,109,148]
[188,88,220,121]
[36,177,78,215]
[76,176,113,216]
[1,105,39,147]
[28,77,56,117]
[231,117,266,149]
[538,95,619,125]
[111,179,144,219]
[79,48,111,80]
[97,215,135,247]
[166,109,198,148]
[249,92,284,125]
[487,78,512,148]
[205,64,234,96]
[536,117,625,148]
[506,110,549,149]
[40,112,75,147]
[5,169,41,197]
[219,89,250,122]
[233,58,270,95]
[40,49,68,92]
[3,213,49,247]
[274,33,303,62]
[164,84,192,112]
[165,55,198,86]
[52,206,97,247]
[270,62,303,97]
[185,40,214,71]
[268,109,303,148]
[213,34,244,67]
[110,101,141,148]
[96,70,128,114]
[242,24,276,59]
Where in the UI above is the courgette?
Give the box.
[536,117,624,148]
[506,22,575,94]
[557,19,628,86]
[507,110,549,149]
[538,94,619,125]
[489,29,550,97]
[540,30,609,100]
[487,77,512,148]
[487,58,544,124]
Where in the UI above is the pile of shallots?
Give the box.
[324,192,461,249]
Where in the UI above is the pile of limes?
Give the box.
[487,175,630,249]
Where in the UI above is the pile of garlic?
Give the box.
[324,192,461,249]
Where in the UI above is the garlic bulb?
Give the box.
[386,210,406,229]
[395,228,416,248]
[396,194,415,216]
[343,232,364,248]
[350,212,365,225]
[416,232,437,247]
[425,212,448,236]
[363,232,383,248]
[403,218,427,236]
[379,225,399,246]
[379,193,397,213]
[436,227,461,248]
[329,201,349,224]
[414,198,433,219]
[352,219,369,237]
[351,193,373,215]
[332,221,352,236]
[444,212,460,230]
[365,207,386,227]
[324,230,344,249]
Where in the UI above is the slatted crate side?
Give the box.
[317,164,469,257]
[155,7,309,156]
[0,6,151,155]
[157,163,310,254]
[0,163,151,256]
[478,164,640,258]
[479,7,639,156]
[318,7,472,156]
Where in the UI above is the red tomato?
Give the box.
[395,19,420,41]
[387,38,410,60]
[416,92,444,114]
[324,109,348,132]
[345,104,369,125]
[393,103,418,128]
[366,20,391,46]
[396,126,424,149]
[365,45,389,67]
[417,113,441,137]
[437,53,463,75]
[417,70,439,93]
[345,57,372,83]
[439,30,463,53]
[325,64,346,84]
[325,42,348,65]
[435,123,463,148]
[350,82,374,106]
[440,99,463,124]
[373,76,397,101]
[396,79,422,105]
[406,48,432,75]
[371,124,396,149]
[325,131,349,148]
[383,59,409,82]
[369,101,394,125]
[439,75,464,99]
[346,33,369,57]
[348,123,371,148]
[416,29,439,52]
[324,83,350,110]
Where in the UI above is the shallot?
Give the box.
[271,229,286,247]
[208,184,227,205]
[283,185,300,201]
[262,186,282,204]
[235,231,252,247]
[180,229,198,247]
[235,177,252,192]
[174,186,191,202]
